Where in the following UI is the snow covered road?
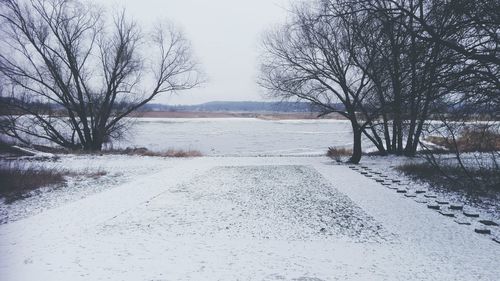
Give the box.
[0,157,499,280]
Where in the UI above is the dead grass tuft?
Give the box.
[87,170,107,179]
[161,149,203,157]
[326,147,352,161]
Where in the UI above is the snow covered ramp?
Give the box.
[0,157,498,280]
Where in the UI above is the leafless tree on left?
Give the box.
[0,0,203,151]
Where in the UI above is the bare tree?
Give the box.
[260,2,386,163]
[359,0,499,104]
[260,0,457,162]
[0,0,202,151]
[300,0,479,159]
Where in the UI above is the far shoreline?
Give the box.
[130,111,346,120]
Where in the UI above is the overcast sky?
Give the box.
[111,0,291,105]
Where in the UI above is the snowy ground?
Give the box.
[0,155,181,224]
[1,156,499,280]
[1,119,499,280]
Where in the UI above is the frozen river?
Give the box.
[114,118,355,156]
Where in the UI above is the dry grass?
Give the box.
[0,163,108,203]
[0,163,67,203]
[105,147,203,158]
[425,127,500,153]
[161,149,203,157]
[24,145,203,158]
[326,147,352,161]
[87,170,107,179]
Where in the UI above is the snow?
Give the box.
[0,155,181,224]
[0,118,499,280]
[10,146,56,159]
[0,156,499,280]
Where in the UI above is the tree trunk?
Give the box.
[89,140,102,151]
[349,122,363,164]
[82,137,103,152]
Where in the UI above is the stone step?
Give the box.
[479,220,499,226]
[427,204,440,210]
[449,204,464,210]
[463,211,480,218]
[436,200,449,205]
[439,211,455,217]
[454,219,472,225]
[474,228,491,235]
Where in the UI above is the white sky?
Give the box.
[109,0,291,105]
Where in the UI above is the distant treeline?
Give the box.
[2,97,496,116]
[137,101,344,113]
[0,97,344,114]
